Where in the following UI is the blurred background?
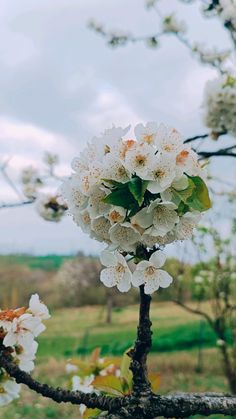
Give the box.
[1,0,236,418]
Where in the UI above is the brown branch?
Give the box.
[0,352,126,411]
[0,200,34,210]
[184,133,209,143]
[198,150,236,159]
[103,393,236,419]
[173,299,214,328]
[127,285,152,396]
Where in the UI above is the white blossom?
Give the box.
[162,14,187,34]
[134,122,158,145]
[203,74,236,136]
[147,200,179,237]
[35,194,67,222]
[0,295,50,405]
[62,122,209,294]
[0,377,21,406]
[124,142,155,179]
[175,211,201,240]
[28,294,50,320]
[100,251,132,292]
[132,250,173,294]
[109,223,141,252]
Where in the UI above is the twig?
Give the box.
[173,299,214,328]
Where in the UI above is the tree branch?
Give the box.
[0,200,34,210]
[173,299,214,328]
[127,285,152,396]
[0,353,126,411]
[103,393,236,418]
[184,133,209,143]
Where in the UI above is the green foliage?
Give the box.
[186,176,211,212]
[103,176,148,216]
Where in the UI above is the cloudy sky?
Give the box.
[0,0,235,255]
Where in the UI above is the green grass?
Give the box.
[36,302,233,358]
[0,254,74,270]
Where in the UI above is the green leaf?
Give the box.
[177,201,190,216]
[172,178,195,204]
[103,185,137,209]
[128,177,148,206]
[83,408,102,419]
[120,350,132,384]
[186,176,211,212]
[92,375,124,396]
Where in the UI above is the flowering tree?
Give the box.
[2,122,236,418]
[89,0,236,157]
[175,223,236,393]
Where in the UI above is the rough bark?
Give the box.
[103,393,236,419]
[127,285,152,396]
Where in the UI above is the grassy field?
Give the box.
[0,254,73,271]
[1,301,233,418]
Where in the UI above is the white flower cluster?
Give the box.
[162,14,187,34]
[21,166,42,199]
[192,43,230,65]
[203,0,236,29]
[0,295,50,406]
[35,194,67,222]
[203,74,236,136]
[100,249,172,294]
[62,122,210,294]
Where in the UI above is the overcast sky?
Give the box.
[0,0,235,255]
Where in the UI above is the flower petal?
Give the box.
[100,251,117,267]
[157,269,173,288]
[100,268,117,288]
[132,270,145,287]
[149,250,166,268]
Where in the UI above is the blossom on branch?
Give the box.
[62,122,211,294]
[203,74,236,137]
[35,194,67,222]
[0,295,50,405]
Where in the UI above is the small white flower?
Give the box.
[72,374,94,393]
[103,154,130,183]
[3,314,45,348]
[132,250,173,294]
[87,186,110,218]
[28,294,50,320]
[156,124,184,155]
[100,251,132,292]
[124,142,155,179]
[72,374,95,415]
[147,155,176,193]
[35,194,67,222]
[147,200,179,237]
[73,209,92,234]
[134,121,158,145]
[162,14,187,34]
[203,74,236,136]
[175,211,201,240]
[61,176,88,210]
[66,363,78,374]
[91,216,111,243]
[109,222,141,252]
[0,378,21,406]
[107,206,126,224]
[15,340,38,372]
